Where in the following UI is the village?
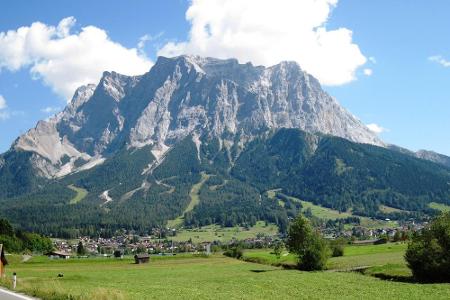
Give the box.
[47,218,426,260]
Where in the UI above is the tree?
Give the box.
[287,214,329,270]
[77,241,86,255]
[393,231,401,242]
[0,219,14,236]
[405,212,450,282]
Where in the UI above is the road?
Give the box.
[0,287,36,300]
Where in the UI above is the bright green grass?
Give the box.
[243,243,408,271]
[379,205,405,213]
[295,198,398,228]
[429,202,450,212]
[268,191,399,228]
[68,185,88,204]
[2,253,450,300]
[172,221,278,243]
[242,249,296,266]
[363,263,412,279]
[299,200,353,219]
[343,242,407,256]
[167,173,210,228]
[328,249,406,271]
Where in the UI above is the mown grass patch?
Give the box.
[167,172,210,228]
[429,202,450,212]
[68,184,88,204]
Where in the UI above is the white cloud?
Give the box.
[0,111,9,121]
[40,106,61,113]
[0,95,7,110]
[366,123,387,134]
[428,55,450,68]
[158,0,367,86]
[0,17,153,100]
[0,95,9,121]
[363,68,373,76]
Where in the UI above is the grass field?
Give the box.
[379,205,405,213]
[242,242,408,271]
[67,185,88,204]
[299,199,353,219]
[2,247,450,300]
[429,202,450,212]
[172,221,278,243]
[297,199,398,229]
[167,173,210,228]
[266,190,398,228]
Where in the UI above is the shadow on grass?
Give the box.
[371,273,415,283]
[371,273,450,284]
[249,268,283,273]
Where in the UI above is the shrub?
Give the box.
[329,238,346,257]
[374,236,388,245]
[272,241,284,259]
[223,246,243,259]
[405,212,450,282]
[287,214,330,271]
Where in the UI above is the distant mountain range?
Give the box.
[0,55,449,236]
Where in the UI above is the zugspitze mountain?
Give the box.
[14,55,383,178]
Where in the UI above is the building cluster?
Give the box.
[322,219,426,241]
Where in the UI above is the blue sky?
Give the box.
[0,0,449,155]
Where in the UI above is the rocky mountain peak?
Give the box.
[11,55,384,177]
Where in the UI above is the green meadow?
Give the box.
[67,185,88,205]
[2,243,450,300]
[429,202,450,212]
[266,190,399,229]
[172,221,278,243]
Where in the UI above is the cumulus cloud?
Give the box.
[366,123,387,134]
[429,55,450,68]
[0,95,9,120]
[0,17,153,100]
[158,0,367,86]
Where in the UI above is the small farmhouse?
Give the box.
[46,251,71,259]
[0,244,7,277]
[134,253,150,264]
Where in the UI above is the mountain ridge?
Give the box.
[11,55,383,179]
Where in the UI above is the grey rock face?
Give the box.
[415,150,450,168]
[12,55,384,177]
[388,144,450,169]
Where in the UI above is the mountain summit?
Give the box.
[13,55,382,178]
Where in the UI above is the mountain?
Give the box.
[415,150,450,169]
[11,55,382,180]
[388,145,450,169]
[0,55,449,237]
